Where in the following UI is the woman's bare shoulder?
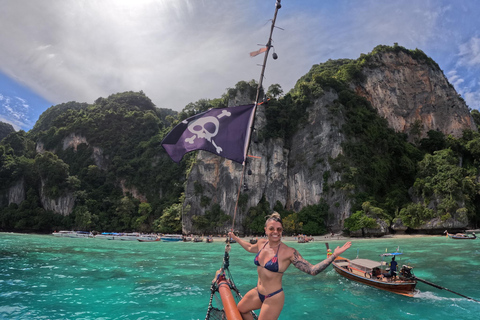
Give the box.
[280,243,296,256]
[256,238,268,246]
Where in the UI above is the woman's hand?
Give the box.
[227,232,236,240]
[333,241,352,257]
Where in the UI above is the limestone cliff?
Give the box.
[284,90,350,229]
[183,90,352,234]
[34,133,143,215]
[8,179,25,205]
[40,180,76,216]
[353,50,476,141]
[182,48,477,235]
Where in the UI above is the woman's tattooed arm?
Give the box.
[291,249,335,275]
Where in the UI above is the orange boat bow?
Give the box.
[217,277,242,320]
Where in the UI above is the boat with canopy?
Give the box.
[52,230,93,238]
[332,250,417,297]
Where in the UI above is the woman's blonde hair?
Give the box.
[265,212,282,226]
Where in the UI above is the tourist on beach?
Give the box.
[228,212,352,320]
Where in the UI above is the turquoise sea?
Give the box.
[1,233,479,320]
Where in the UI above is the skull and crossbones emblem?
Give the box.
[184,109,231,153]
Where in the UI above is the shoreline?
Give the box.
[212,233,441,243]
[0,231,451,242]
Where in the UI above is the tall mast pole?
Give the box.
[230,1,282,234]
[254,0,282,105]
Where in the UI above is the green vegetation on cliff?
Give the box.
[1,91,187,233]
[261,44,480,234]
[0,121,15,141]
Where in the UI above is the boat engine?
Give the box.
[400,265,414,279]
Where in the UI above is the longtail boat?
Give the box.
[137,236,160,242]
[332,252,417,297]
[445,230,476,239]
[160,234,183,242]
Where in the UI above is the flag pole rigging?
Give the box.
[206,2,283,319]
[230,0,282,234]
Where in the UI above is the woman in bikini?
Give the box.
[228,212,351,320]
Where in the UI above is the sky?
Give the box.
[1,0,480,131]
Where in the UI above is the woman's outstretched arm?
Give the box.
[228,232,260,253]
[291,241,352,275]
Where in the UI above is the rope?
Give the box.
[230,163,247,234]
[205,282,221,320]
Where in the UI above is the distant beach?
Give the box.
[211,233,440,243]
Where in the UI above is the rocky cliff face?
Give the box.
[40,180,76,216]
[284,90,350,229]
[35,133,143,216]
[353,50,476,141]
[8,179,25,205]
[182,50,477,235]
[183,90,352,234]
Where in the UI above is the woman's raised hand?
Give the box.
[333,241,352,257]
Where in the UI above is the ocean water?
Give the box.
[1,233,479,320]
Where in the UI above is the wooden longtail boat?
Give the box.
[160,234,183,242]
[445,231,476,239]
[332,254,417,297]
[137,237,160,242]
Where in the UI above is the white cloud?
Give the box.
[446,69,480,110]
[463,89,480,110]
[446,70,465,91]
[0,0,478,119]
[0,88,34,130]
[450,36,480,110]
[458,36,480,67]
[0,0,265,111]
